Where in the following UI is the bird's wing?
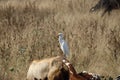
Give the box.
[62,40,69,56]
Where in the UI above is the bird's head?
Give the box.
[58,33,64,38]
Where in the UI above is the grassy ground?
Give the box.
[0,0,120,80]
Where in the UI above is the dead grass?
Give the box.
[0,0,120,80]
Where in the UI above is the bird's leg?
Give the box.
[57,43,63,56]
[60,49,64,57]
[58,45,64,57]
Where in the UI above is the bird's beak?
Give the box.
[54,34,59,40]
[57,34,60,39]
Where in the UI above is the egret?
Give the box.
[58,33,69,57]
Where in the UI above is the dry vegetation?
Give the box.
[0,0,120,80]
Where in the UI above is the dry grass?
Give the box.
[0,0,120,80]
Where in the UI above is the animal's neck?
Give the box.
[63,59,87,80]
[67,65,87,80]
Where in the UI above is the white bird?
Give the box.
[58,33,69,57]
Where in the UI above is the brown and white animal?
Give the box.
[27,56,66,80]
[78,71,101,80]
[52,67,69,80]
[90,0,120,16]
[62,59,87,80]
[78,71,94,80]
[115,75,120,80]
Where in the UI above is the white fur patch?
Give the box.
[70,70,73,74]
[65,62,70,66]
[62,60,66,63]
[82,71,87,73]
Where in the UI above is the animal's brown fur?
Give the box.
[78,72,94,80]
[50,67,69,80]
[62,59,87,80]
[27,56,63,80]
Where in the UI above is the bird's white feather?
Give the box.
[58,33,69,57]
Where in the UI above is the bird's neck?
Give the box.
[59,37,64,43]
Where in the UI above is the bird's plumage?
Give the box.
[58,33,69,57]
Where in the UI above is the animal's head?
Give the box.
[90,0,120,16]
[90,0,109,12]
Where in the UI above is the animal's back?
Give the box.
[27,60,49,80]
[27,56,62,80]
